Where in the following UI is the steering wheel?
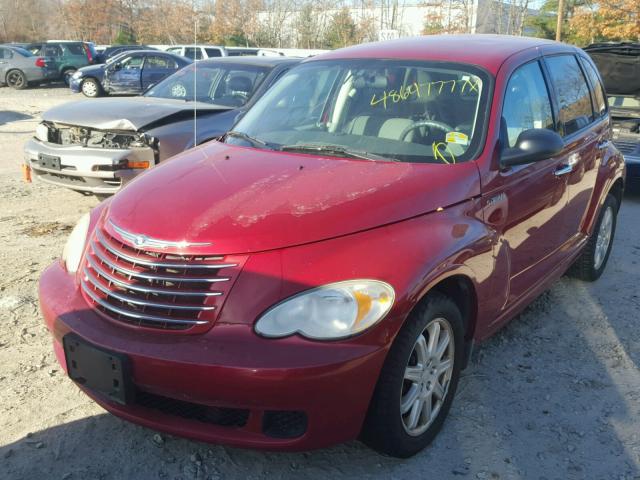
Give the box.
[400,120,453,142]
[170,83,187,98]
[231,91,249,101]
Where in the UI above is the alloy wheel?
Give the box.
[400,317,455,436]
[594,206,613,270]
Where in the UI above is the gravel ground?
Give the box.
[1,84,639,480]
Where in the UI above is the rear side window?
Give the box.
[205,48,222,57]
[144,56,177,69]
[43,44,63,57]
[545,55,594,136]
[0,48,13,59]
[502,61,554,148]
[66,43,85,55]
[580,58,607,118]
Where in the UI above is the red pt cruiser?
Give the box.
[40,35,625,457]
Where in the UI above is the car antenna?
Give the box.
[193,14,198,149]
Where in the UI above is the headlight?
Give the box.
[72,70,83,79]
[255,280,395,340]
[35,123,49,142]
[62,213,90,274]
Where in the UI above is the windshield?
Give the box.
[226,59,490,163]
[145,63,269,106]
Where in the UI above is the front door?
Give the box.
[485,60,572,307]
[105,54,143,93]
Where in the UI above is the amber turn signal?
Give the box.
[126,160,150,169]
[22,164,32,182]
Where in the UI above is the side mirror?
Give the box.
[500,129,564,168]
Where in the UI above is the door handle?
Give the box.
[554,164,573,177]
[597,140,611,150]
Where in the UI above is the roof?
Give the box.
[197,56,301,68]
[311,34,572,75]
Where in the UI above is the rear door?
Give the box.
[542,54,603,243]
[0,47,11,79]
[105,53,144,93]
[140,54,179,91]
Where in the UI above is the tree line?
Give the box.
[0,0,637,48]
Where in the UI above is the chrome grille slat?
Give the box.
[81,224,242,331]
[95,229,237,270]
[91,241,231,283]
[81,282,207,325]
[85,255,223,297]
[83,268,216,311]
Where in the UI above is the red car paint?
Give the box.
[39,35,625,451]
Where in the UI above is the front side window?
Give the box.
[184,47,203,60]
[228,60,490,164]
[145,63,269,106]
[502,61,554,148]
[580,58,607,117]
[120,55,143,70]
[545,55,594,136]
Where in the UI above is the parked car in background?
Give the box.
[26,41,97,84]
[69,50,191,97]
[38,36,625,457]
[585,42,640,188]
[25,56,299,196]
[95,44,157,64]
[165,45,227,60]
[226,47,259,56]
[0,45,56,89]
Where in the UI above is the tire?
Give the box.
[567,193,618,281]
[81,77,101,97]
[361,292,464,458]
[6,69,27,89]
[62,68,76,86]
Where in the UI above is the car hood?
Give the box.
[41,97,233,131]
[106,141,481,255]
[77,64,105,76]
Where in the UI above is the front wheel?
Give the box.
[361,292,464,457]
[81,77,101,97]
[567,193,618,281]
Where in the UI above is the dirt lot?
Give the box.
[0,84,639,480]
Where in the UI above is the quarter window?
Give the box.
[580,59,607,118]
[545,55,594,136]
[502,61,554,148]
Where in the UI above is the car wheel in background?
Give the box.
[81,78,102,97]
[6,69,27,90]
[567,193,618,281]
[62,68,76,86]
[361,292,464,458]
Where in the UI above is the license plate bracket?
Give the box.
[38,153,61,170]
[63,334,132,405]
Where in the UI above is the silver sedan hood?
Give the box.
[41,97,232,131]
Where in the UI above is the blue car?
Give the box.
[70,50,191,97]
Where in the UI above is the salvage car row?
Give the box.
[26,35,637,458]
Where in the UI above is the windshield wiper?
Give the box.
[279,144,390,161]
[225,130,270,148]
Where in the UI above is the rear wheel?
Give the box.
[567,193,618,281]
[361,292,464,457]
[81,77,101,97]
[6,69,27,89]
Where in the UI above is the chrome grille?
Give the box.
[81,223,244,331]
[613,140,638,156]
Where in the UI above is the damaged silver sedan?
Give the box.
[24,57,300,196]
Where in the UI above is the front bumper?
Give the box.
[69,76,82,93]
[24,138,154,195]
[39,261,387,450]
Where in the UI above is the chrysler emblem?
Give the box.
[109,220,212,249]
